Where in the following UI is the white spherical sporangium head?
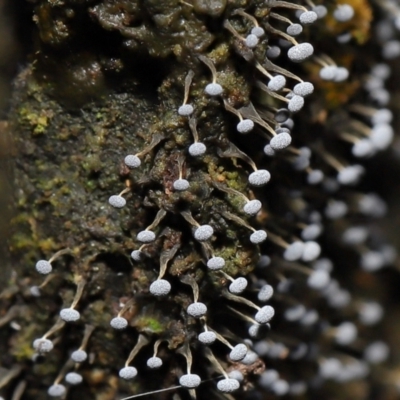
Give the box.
[229,277,248,294]
[359,301,383,326]
[268,75,286,91]
[287,43,314,62]
[71,349,87,363]
[65,372,83,385]
[248,169,271,186]
[194,224,214,241]
[35,260,52,275]
[205,82,223,96]
[307,270,330,290]
[131,249,144,261]
[264,144,276,156]
[364,341,389,364]
[179,374,201,388]
[288,95,305,113]
[293,82,314,97]
[228,370,244,382]
[48,384,66,397]
[217,378,240,393]
[267,45,281,59]
[173,178,190,191]
[137,230,156,243]
[283,241,305,261]
[33,338,54,353]
[119,366,138,380]
[250,230,267,244]
[319,65,337,81]
[243,199,262,215]
[245,33,259,48]
[286,23,303,36]
[333,67,349,82]
[109,195,126,208]
[124,154,141,168]
[60,308,80,322]
[149,279,171,296]
[110,316,128,330]
[229,343,248,361]
[352,139,375,158]
[313,5,327,19]
[302,241,321,262]
[198,331,217,344]
[147,356,163,369]
[258,284,274,302]
[333,4,355,22]
[188,142,206,156]
[301,224,322,241]
[335,322,357,345]
[255,305,275,324]
[251,26,265,38]
[187,302,207,317]
[299,11,318,24]
[178,104,194,116]
[270,132,291,150]
[207,256,225,270]
[237,119,254,133]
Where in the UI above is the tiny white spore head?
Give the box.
[250,230,267,244]
[243,199,262,215]
[109,195,126,208]
[65,372,83,385]
[288,43,314,62]
[301,241,321,262]
[137,230,156,243]
[179,374,201,388]
[333,4,355,22]
[33,338,54,353]
[119,366,138,380]
[229,343,248,361]
[147,356,163,369]
[299,11,318,24]
[293,82,314,97]
[71,349,87,363]
[288,95,305,113]
[205,83,223,96]
[124,155,141,169]
[258,284,274,302]
[255,305,275,324]
[248,170,271,186]
[173,179,190,191]
[207,256,225,270]
[217,378,240,393]
[36,260,52,275]
[188,142,206,157]
[149,279,171,296]
[283,241,305,261]
[270,132,292,150]
[286,23,303,36]
[131,249,144,261]
[194,224,214,241]
[178,104,194,116]
[251,26,265,38]
[110,316,128,330]
[245,33,259,48]
[237,119,254,134]
[60,308,80,322]
[187,302,207,317]
[268,75,286,92]
[229,277,248,294]
[198,331,217,344]
[48,384,66,397]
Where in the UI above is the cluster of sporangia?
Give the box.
[18,1,399,399]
